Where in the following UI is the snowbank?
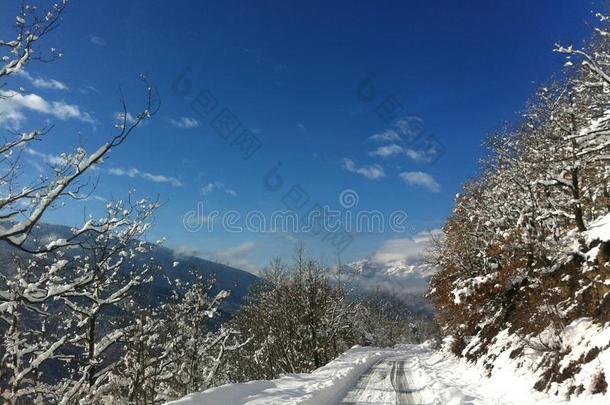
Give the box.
[385,344,577,404]
[459,319,610,404]
[165,346,392,405]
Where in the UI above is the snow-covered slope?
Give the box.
[460,320,610,403]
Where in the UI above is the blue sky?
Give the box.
[0,0,594,272]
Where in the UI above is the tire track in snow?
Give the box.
[390,359,428,404]
[339,359,394,404]
[340,357,429,405]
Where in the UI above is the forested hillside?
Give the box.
[428,11,610,398]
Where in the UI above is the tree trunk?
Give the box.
[87,315,97,389]
[571,166,586,232]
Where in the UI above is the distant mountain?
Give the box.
[0,222,259,312]
[347,257,437,283]
[340,257,437,316]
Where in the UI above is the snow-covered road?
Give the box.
[340,357,428,404]
[167,343,609,405]
[339,346,439,405]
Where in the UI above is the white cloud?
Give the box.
[52,103,91,121]
[403,148,428,161]
[342,158,385,180]
[399,171,440,192]
[216,241,257,258]
[372,230,441,265]
[368,129,401,143]
[297,123,306,133]
[369,117,425,143]
[214,241,260,274]
[90,36,106,46]
[369,144,437,163]
[367,117,440,164]
[395,117,425,142]
[201,181,238,197]
[108,167,183,187]
[0,109,25,129]
[368,143,403,158]
[173,244,203,258]
[79,85,100,95]
[18,71,68,91]
[34,77,69,91]
[201,183,216,195]
[24,148,68,166]
[172,241,260,274]
[170,116,199,129]
[0,90,93,128]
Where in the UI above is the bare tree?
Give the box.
[0,2,160,403]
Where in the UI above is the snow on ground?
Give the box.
[166,346,393,405]
[463,319,610,403]
[166,343,609,404]
[585,213,610,243]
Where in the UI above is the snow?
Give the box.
[462,319,610,404]
[585,213,610,243]
[166,346,391,405]
[452,273,497,304]
[558,318,610,392]
[167,343,610,405]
